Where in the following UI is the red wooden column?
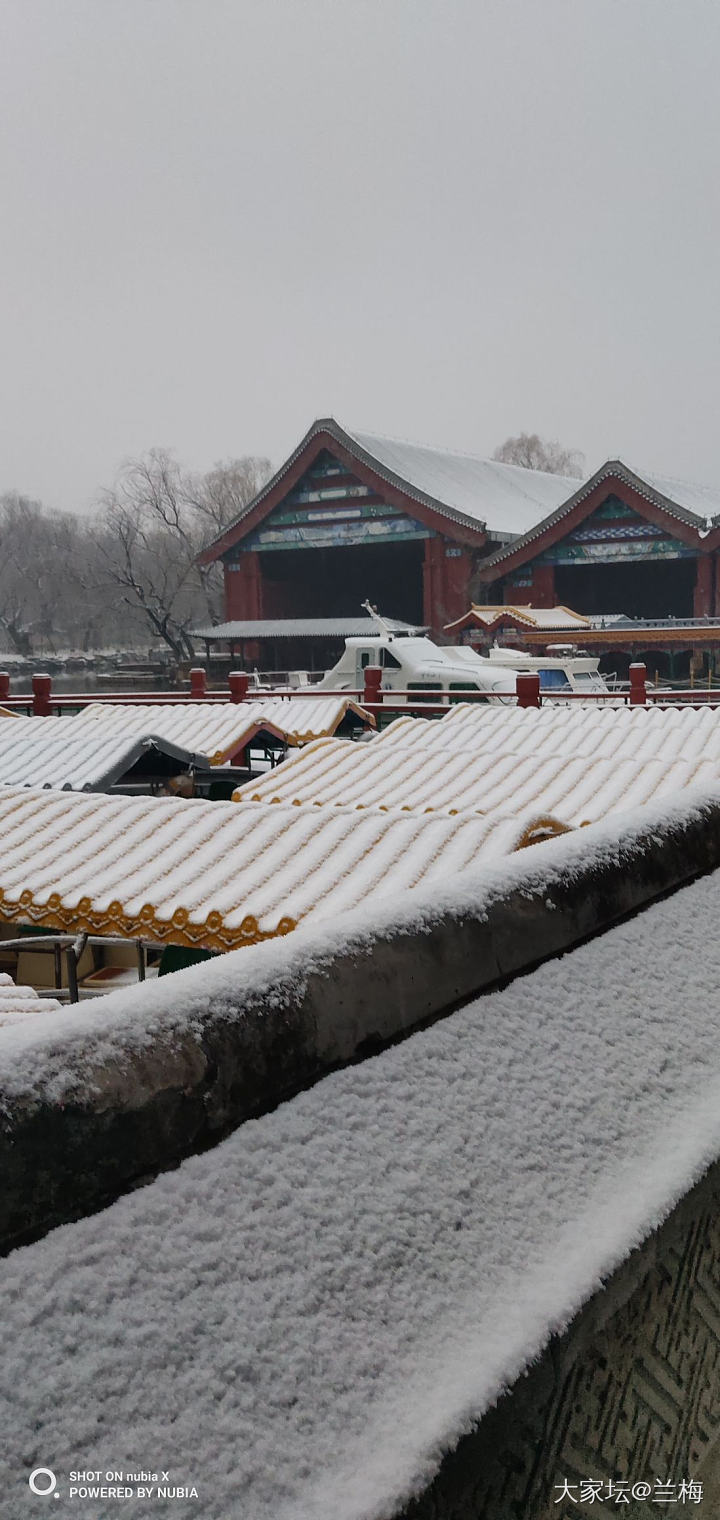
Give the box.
[516,672,541,708]
[32,673,52,716]
[363,665,382,707]
[629,663,647,705]
[442,548,474,626]
[530,563,556,607]
[713,553,720,620]
[422,538,441,632]
[224,551,263,621]
[228,672,249,703]
[694,554,713,619]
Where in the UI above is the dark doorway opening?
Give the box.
[260,540,426,624]
[554,558,696,620]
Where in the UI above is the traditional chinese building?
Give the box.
[476,460,720,620]
[196,418,576,639]
[197,428,720,673]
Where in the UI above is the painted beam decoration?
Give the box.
[223,450,434,558]
[535,496,696,565]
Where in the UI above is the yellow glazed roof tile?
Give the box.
[0,786,564,952]
[234,703,720,827]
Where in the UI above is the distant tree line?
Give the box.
[0,453,271,659]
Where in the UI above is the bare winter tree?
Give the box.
[188,455,271,537]
[492,433,584,477]
[0,494,88,654]
[94,450,271,661]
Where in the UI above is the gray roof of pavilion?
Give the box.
[194,617,426,641]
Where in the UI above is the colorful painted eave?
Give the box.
[196,420,495,562]
[476,460,714,581]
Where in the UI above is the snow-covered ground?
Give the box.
[3,836,720,1517]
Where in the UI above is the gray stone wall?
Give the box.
[399,1163,720,1520]
[4,793,720,1253]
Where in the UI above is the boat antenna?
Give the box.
[361,599,395,640]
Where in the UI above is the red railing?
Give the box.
[2,662,720,717]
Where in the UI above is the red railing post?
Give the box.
[516,672,541,709]
[189,667,207,700]
[228,671,249,704]
[629,662,647,706]
[0,672,10,702]
[363,665,383,708]
[32,673,52,716]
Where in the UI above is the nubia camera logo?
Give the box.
[28,1468,57,1496]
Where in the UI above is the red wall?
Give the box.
[423,539,474,632]
[503,564,556,608]
[224,554,262,620]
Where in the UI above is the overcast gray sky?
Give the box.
[1,0,719,513]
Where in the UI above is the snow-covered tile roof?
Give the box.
[0,699,372,790]
[0,973,62,1023]
[76,696,372,758]
[635,465,720,523]
[347,427,578,536]
[478,459,715,575]
[5,856,720,1519]
[0,716,211,791]
[237,702,720,824]
[447,603,591,630]
[0,786,565,951]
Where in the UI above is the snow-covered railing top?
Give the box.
[5,807,720,1519]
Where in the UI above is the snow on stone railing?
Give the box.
[3,783,720,1252]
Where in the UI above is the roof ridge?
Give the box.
[350,425,577,482]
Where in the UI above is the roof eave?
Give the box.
[476,460,709,580]
[196,418,491,565]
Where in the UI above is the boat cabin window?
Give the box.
[573,671,604,689]
[407,680,442,705]
[358,648,402,670]
[538,668,571,691]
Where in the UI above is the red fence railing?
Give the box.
[2,662,720,717]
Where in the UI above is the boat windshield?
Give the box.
[537,668,571,691]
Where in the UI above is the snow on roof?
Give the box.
[198,418,580,557]
[5,841,720,1519]
[0,715,212,791]
[0,785,566,951]
[347,426,578,537]
[445,603,591,631]
[236,702,720,825]
[76,696,373,757]
[193,617,423,640]
[0,973,62,1024]
[478,458,716,576]
[634,465,720,524]
[0,700,373,791]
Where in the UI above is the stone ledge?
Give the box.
[2,793,720,1253]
